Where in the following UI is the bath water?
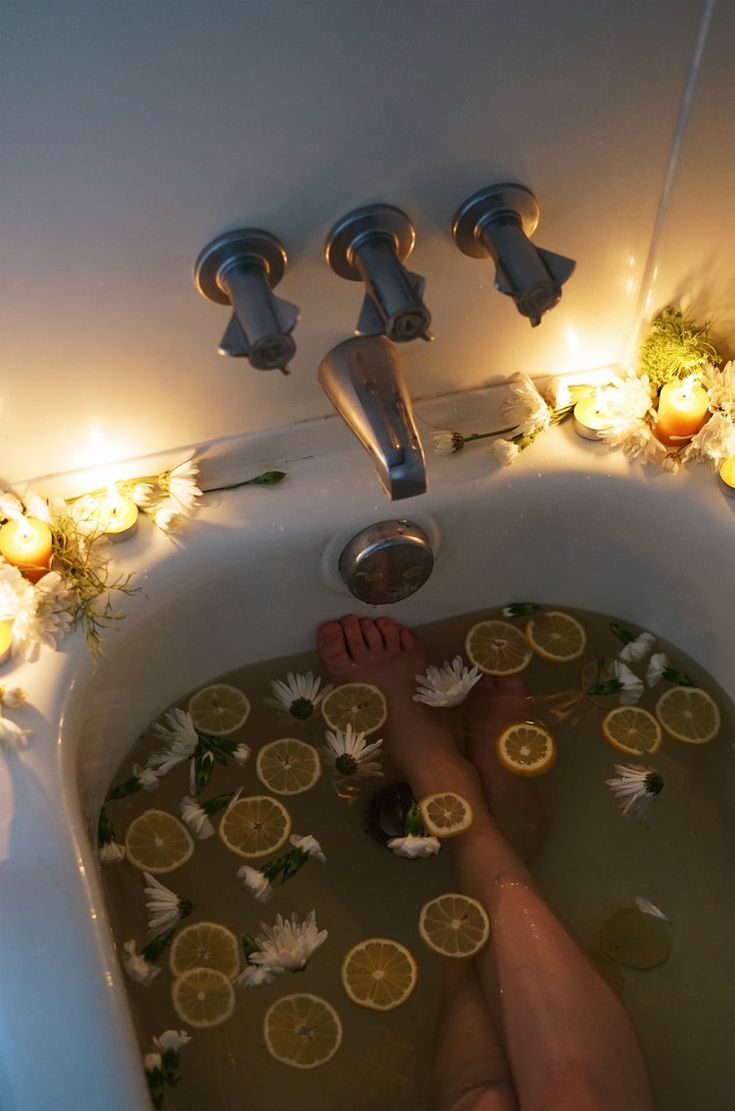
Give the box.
[100,606,734,1111]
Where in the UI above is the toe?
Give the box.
[375,617,401,652]
[399,626,417,652]
[317,620,354,677]
[360,618,384,653]
[340,615,370,662]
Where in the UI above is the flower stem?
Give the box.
[462,426,519,443]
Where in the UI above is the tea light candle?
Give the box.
[0,620,12,666]
[573,394,615,440]
[655,376,709,445]
[0,517,53,582]
[92,487,139,542]
[719,456,735,498]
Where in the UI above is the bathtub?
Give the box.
[1,383,733,1110]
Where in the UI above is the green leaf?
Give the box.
[193,750,216,792]
[160,1048,181,1087]
[280,848,309,881]
[586,680,623,697]
[97,806,115,846]
[610,622,635,645]
[662,666,696,687]
[201,791,237,817]
[251,470,287,485]
[141,927,176,962]
[241,933,260,961]
[404,801,424,838]
[106,774,145,800]
[145,1066,166,1109]
[502,602,542,617]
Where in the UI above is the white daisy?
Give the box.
[133,764,160,791]
[143,873,192,936]
[233,743,251,765]
[179,796,214,839]
[121,940,161,986]
[703,359,735,421]
[0,685,27,708]
[249,910,328,973]
[0,714,32,751]
[606,764,664,819]
[681,411,735,469]
[152,500,180,532]
[387,834,441,859]
[634,897,670,923]
[0,560,23,620]
[143,1053,162,1074]
[99,840,126,865]
[153,1030,191,1053]
[502,373,551,438]
[234,962,281,988]
[609,660,645,705]
[265,671,333,721]
[237,864,272,903]
[323,723,383,779]
[617,631,656,664]
[10,572,75,661]
[130,483,154,508]
[289,833,326,862]
[0,491,24,520]
[414,655,481,708]
[490,438,520,466]
[149,709,199,775]
[432,431,465,455]
[159,459,203,514]
[646,653,668,688]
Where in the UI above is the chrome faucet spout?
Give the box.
[318,335,427,501]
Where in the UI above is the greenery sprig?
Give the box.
[638,307,719,389]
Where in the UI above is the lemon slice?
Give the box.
[465,620,533,675]
[218,795,291,859]
[172,966,235,1028]
[600,909,671,969]
[496,722,556,776]
[580,660,619,709]
[321,683,387,736]
[341,938,418,1011]
[256,738,321,796]
[419,893,490,958]
[526,610,586,662]
[601,706,662,756]
[418,792,474,838]
[264,993,343,1069]
[124,809,194,873]
[655,687,720,744]
[187,683,250,735]
[170,922,240,979]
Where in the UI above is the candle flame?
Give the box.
[105,485,124,518]
[18,515,37,545]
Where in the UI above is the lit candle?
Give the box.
[573,392,615,440]
[655,376,709,445]
[92,487,139,542]
[719,456,735,498]
[0,620,12,666]
[0,516,53,582]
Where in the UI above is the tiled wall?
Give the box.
[1,0,730,483]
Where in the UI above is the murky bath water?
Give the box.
[100,606,734,1111]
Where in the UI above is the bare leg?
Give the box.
[317,617,653,1111]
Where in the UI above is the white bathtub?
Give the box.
[1,386,733,1110]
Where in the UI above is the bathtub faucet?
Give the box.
[318,335,426,501]
[451,183,575,327]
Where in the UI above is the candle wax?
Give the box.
[655,377,709,445]
[0,620,12,666]
[0,517,53,583]
[719,457,735,497]
[93,493,139,542]
[573,397,614,441]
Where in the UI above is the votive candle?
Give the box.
[0,620,12,666]
[573,393,614,440]
[655,376,709,445]
[92,488,139,542]
[0,517,53,582]
[719,456,735,498]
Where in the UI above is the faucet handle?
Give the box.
[194,229,299,372]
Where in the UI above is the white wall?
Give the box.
[0,0,728,483]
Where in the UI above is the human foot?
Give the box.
[317,616,481,803]
[463,675,548,860]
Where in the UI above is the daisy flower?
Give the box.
[609,660,644,705]
[414,656,481,708]
[265,671,332,721]
[10,572,75,660]
[179,796,214,839]
[617,632,656,665]
[502,373,551,438]
[143,873,193,936]
[0,685,27,709]
[490,438,521,467]
[121,940,162,986]
[322,724,384,778]
[646,653,668,688]
[153,1030,191,1054]
[159,459,203,514]
[0,714,32,751]
[387,834,441,859]
[237,864,272,903]
[606,764,664,819]
[432,431,465,455]
[289,833,326,862]
[249,911,327,973]
[149,709,199,775]
[634,897,670,923]
[234,962,281,988]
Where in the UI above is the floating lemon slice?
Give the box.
[418,792,474,838]
[188,683,250,735]
[124,809,194,873]
[580,660,619,709]
[264,993,343,1069]
[321,683,387,736]
[526,610,587,662]
[172,966,235,1028]
[465,620,533,675]
[655,687,720,744]
[601,706,662,756]
[419,893,490,958]
[341,938,418,1011]
[256,738,321,795]
[170,921,240,979]
[600,909,671,969]
[496,722,556,776]
[218,795,291,859]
